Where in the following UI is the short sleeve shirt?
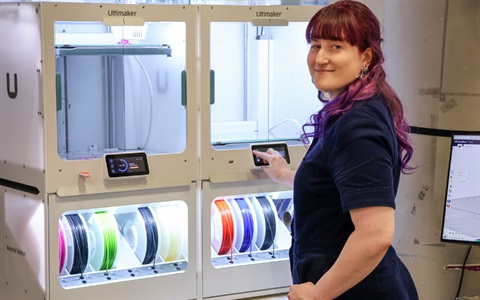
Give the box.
[292,94,400,254]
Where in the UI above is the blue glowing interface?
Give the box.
[105,152,149,178]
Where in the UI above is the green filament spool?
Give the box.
[95,211,118,271]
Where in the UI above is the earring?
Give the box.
[356,64,368,79]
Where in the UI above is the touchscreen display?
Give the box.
[251,143,290,166]
[105,152,150,178]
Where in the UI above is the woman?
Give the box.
[253,1,418,299]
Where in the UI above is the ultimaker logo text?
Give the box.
[108,10,138,17]
[256,11,282,17]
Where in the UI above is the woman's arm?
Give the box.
[288,206,394,300]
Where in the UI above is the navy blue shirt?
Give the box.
[290,95,418,299]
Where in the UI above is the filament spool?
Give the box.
[58,220,67,273]
[253,196,277,251]
[211,199,236,255]
[231,198,254,253]
[62,214,90,275]
[163,203,187,262]
[152,205,171,261]
[121,206,161,265]
[88,211,120,271]
[121,217,141,254]
[138,206,159,264]
[152,202,188,262]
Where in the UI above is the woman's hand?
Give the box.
[252,148,295,186]
[288,282,316,300]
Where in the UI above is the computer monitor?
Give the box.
[441,133,480,245]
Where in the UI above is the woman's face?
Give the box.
[307,38,371,100]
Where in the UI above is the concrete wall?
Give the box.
[384,0,480,299]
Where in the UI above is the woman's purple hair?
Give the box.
[302,0,414,173]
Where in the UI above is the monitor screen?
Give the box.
[441,133,480,245]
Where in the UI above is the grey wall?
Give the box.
[384,0,480,299]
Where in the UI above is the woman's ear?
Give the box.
[363,48,373,66]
